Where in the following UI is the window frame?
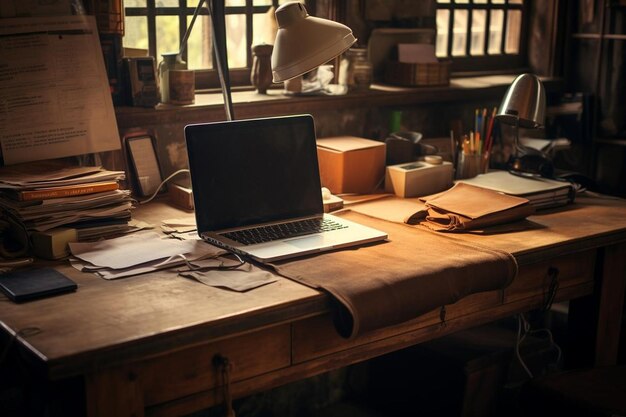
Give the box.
[123,0,531,91]
[436,0,530,74]
[124,0,290,89]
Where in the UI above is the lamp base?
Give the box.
[508,148,554,179]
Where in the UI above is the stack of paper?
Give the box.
[0,162,134,258]
[456,170,576,209]
[69,231,225,279]
[69,231,277,291]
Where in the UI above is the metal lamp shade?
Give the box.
[496,73,546,128]
[271,2,356,83]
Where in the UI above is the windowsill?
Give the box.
[115,74,564,129]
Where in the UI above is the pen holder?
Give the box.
[456,153,482,179]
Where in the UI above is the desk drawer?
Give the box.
[139,324,290,407]
[504,250,596,304]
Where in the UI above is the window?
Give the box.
[123,0,293,88]
[435,0,528,73]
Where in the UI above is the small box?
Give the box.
[317,136,386,194]
[384,60,451,87]
[385,159,453,198]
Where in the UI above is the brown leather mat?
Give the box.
[269,210,517,339]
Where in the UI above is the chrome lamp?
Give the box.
[495,73,553,178]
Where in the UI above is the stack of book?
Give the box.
[0,162,133,259]
[457,170,576,209]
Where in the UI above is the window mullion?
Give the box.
[484,1,491,55]
[147,0,157,59]
[500,0,509,54]
[246,0,253,68]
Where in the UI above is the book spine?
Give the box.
[17,182,119,201]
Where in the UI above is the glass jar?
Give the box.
[158,52,187,104]
[339,48,373,92]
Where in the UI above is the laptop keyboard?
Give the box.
[221,218,348,245]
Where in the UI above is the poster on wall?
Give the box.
[0,15,120,165]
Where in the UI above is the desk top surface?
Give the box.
[1,193,625,379]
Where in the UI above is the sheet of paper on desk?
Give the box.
[69,234,226,279]
[69,231,204,269]
[180,266,277,292]
[71,248,226,279]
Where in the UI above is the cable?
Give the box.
[138,169,190,205]
[515,312,564,380]
[516,313,534,379]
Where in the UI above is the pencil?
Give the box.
[482,108,488,140]
[485,107,497,153]
[475,109,479,133]
[450,129,456,165]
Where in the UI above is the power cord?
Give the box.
[138,169,190,205]
[515,313,563,380]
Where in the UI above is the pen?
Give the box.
[450,129,456,166]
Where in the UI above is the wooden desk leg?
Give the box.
[595,242,626,366]
[85,366,144,417]
[567,242,626,368]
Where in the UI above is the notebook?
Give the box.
[185,114,387,262]
[0,267,77,303]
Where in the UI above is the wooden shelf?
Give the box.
[115,75,564,129]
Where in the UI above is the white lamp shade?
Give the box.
[496,73,546,129]
[271,2,356,83]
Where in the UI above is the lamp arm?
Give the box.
[177,0,235,121]
[207,0,235,121]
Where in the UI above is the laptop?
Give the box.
[184,114,387,262]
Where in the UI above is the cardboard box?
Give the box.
[317,136,386,194]
[385,159,453,198]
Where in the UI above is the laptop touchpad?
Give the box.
[286,234,327,248]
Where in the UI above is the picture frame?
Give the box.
[124,132,163,198]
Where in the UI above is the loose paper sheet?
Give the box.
[0,16,120,164]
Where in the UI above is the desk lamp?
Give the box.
[271,2,356,83]
[180,1,355,120]
[495,73,553,178]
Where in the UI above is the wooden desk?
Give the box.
[1,195,625,417]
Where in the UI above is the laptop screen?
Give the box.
[185,115,323,232]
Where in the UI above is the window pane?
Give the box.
[125,0,145,6]
[491,0,505,3]
[488,9,503,54]
[187,15,213,69]
[159,0,179,7]
[253,0,272,5]
[470,9,486,55]
[124,16,149,51]
[437,0,451,3]
[452,9,468,56]
[156,15,180,59]
[226,0,245,5]
[473,0,487,3]
[505,9,521,53]
[253,11,276,45]
[226,13,247,68]
[509,0,523,4]
[436,9,449,57]
[454,0,469,3]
